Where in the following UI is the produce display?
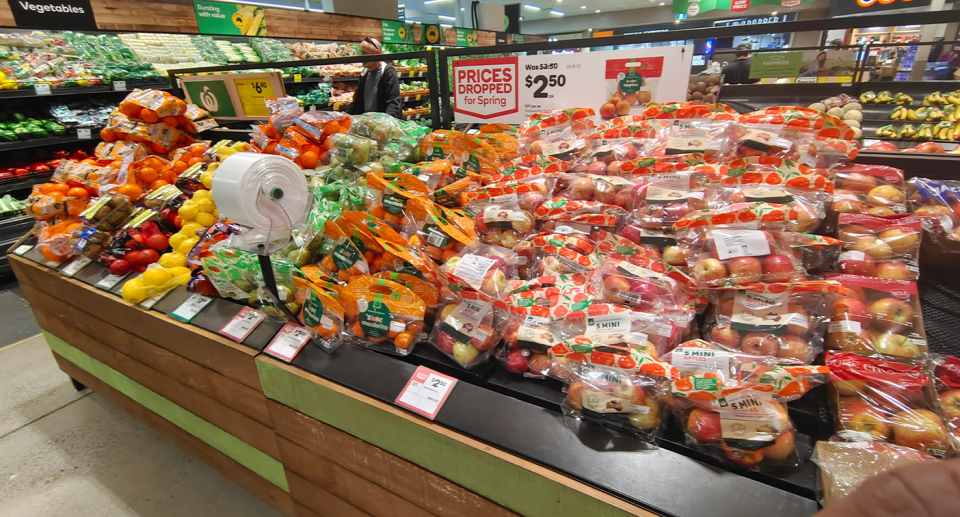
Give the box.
[808,95,863,139]
[17,87,960,511]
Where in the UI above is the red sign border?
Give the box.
[453,56,519,120]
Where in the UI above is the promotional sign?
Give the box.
[672,0,817,16]
[181,72,284,120]
[8,0,97,30]
[828,0,931,16]
[422,23,443,45]
[749,52,804,79]
[453,46,693,124]
[194,1,266,36]
[750,49,856,81]
[457,28,479,47]
[381,20,414,44]
[713,13,796,26]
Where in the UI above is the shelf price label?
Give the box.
[77,128,91,140]
[233,78,275,118]
[34,83,50,96]
[12,244,33,256]
[138,290,169,310]
[170,293,213,323]
[294,74,302,82]
[219,306,265,342]
[95,272,128,290]
[264,322,312,362]
[60,256,92,277]
[395,366,458,420]
[113,80,127,91]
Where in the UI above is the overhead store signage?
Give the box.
[495,33,528,44]
[672,0,817,17]
[457,28,479,47]
[749,49,857,82]
[453,46,693,124]
[713,12,796,26]
[381,20,415,44]
[422,23,443,45]
[828,0,931,16]
[8,0,97,30]
[194,1,266,36]
[180,72,285,120]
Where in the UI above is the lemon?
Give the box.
[180,222,204,235]
[168,266,192,285]
[193,190,211,200]
[121,278,149,303]
[196,198,216,213]
[178,237,199,256]
[194,211,216,227]
[142,267,173,287]
[157,252,187,268]
[178,201,199,221]
[168,233,185,251]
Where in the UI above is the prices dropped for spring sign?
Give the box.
[453,57,519,120]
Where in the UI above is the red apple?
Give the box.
[628,279,658,310]
[875,261,917,281]
[761,254,795,282]
[599,102,616,120]
[786,305,809,336]
[722,443,765,467]
[892,409,950,454]
[878,228,921,255]
[869,298,914,333]
[838,224,875,245]
[471,323,498,351]
[711,326,741,348]
[940,389,960,422]
[527,353,552,376]
[827,328,874,352]
[662,245,686,267]
[841,402,891,439]
[505,348,529,373]
[727,256,762,284]
[741,332,779,356]
[873,333,920,358]
[778,335,811,362]
[694,258,727,284]
[437,332,456,354]
[587,160,608,175]
[866,185,906,207]
[567,381,583,409]
[833,298,872,327]
[687,409,722,443]
[852,236,894,260]
[868,206,896,216]
[840,253,877,276]
[841,172,878,193]
[763,430,795,462]
[602,274,632,303]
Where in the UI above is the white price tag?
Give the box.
[34,83,50,95]
[96,272,128,290]
[112,80,126,91]
[265,322,312,362]
[323,74,331,83]
[829,320,861,333]
[40,256,61,268]
[12,244,33,256]
[77,128,91,140]
[170,293,213,322]
[60,256,91,277]
[395,366,458,420]
[139,290,169,309]
[219,306,265,342]
[712,230,771,260]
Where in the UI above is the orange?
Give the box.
[117,183,144,200]
[395,332,414,349]
[321,255,337,272]
[172,160,188,173]
[41,247,64,262]
[119,101,141,118]
[140,108,160,123]
[109,160,123,169]
[100,128,117,142]
[161,169,179,183]
[189,144,207,156]
[187,156,201,166]
[144,157,164,170]
[300,151,319,169]
[151,142,169,154]
[138,167,158,183]
[176,115,188,127]
[264,142,278,154]
[149,179,169,190]
[48,191,64,200]
[351,321,365,338]
[175,99,187,115]
[161,116,178,127]
[67,187,89,199]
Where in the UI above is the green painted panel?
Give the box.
[42,331,289,492]
[256,358,637,517]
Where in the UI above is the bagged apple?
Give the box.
[429,288,502,369]
[931,355,960,440]
[563,362,667,443]
[673,201,809,233]
[710,186,829,234]
[439,243,520,300]
[733,124,813,161]
[647,119,740,160]
[627,171,714,230]
[907,177,960,242]
[677,228,809,287]
[489,155,568,184]
[837,214,922,280]
[342,275,426,356]
[703,282,840,364]
[824,275,927,360]
[518,232,599,278]
[468,197,537,250]
[460,174,557,212]
[550,173,636,210]
[569,140,642,175]
[516,107,597,155]
[595,257,682,312]
[828,164,907,233]
[826,351,955,458]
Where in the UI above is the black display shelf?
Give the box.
[0,175,52,195]
[0,85,112,98]
[0,133,102,153]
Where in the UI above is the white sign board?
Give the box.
[453,46,694,124]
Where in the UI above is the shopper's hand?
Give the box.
[816,458,960,517]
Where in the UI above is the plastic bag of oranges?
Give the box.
[367,171,429,229]
[342,275,426,356]
[25,183,88,220]
[36,217,83,262]
[295,277,345,346]
[117,89,186,122]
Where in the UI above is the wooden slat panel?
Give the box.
[34,303,281,461]
[287,472,372,517]
[52,353,295,517]
[20,283,271,426]
[269,401,519,517]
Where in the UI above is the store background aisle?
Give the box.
[0,335,285,517]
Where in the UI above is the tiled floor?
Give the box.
[0,277,40,348]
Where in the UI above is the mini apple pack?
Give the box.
[837,213,922,281]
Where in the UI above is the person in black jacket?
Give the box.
[722,43,760,85]
[346,37,403,119]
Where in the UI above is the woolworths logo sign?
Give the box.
[8,0,97,29]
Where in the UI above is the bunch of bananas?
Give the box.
[922,91,960,105]
[860,91,894,104]
[890,105,960,122]
[876,122,960,140]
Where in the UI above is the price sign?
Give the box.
[333,103,340,111]
[416,94,421,101]
[60,256,91,277]
[264,322,312,362]
[323,74,331,83]
[138,290,169,310]
[12,244,33,256]
[219,306,265,342]
[170,293,213,322]
[113,80,127,91]
[524,73,567,99]
[294,74,302,82]
[34,83,50,96]
[96,272,128,290]
[395,366,458,420]
[77,128,91,140]
[40,255,61,268]
[234,78,276,118]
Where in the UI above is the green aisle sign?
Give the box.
[456,28,478,47]
[382,20,414,43]
[672,0,816,15]
[183,79,237,117]
[194,1,266,36]
[422,23,443,45]
[749,52,803,79]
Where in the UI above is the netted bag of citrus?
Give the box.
[343,276,426,356]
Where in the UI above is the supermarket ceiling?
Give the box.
[402,0,652,23]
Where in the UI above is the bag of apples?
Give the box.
[826,351,955,458]
[465,196,538,251]
[646,119,740,161]
[428,288,502,369]
[932,355,960,441]
[595,257,683,313]
[627,171,714,231]
[702,282,841,364]
[488,155,568,184]
[438,243,520,300]
[825,275,927,360]
[906,177,960,265]
[828,164,907,233]
[562,362,668,444]
[459,174,556,212]
[836,213,922,280]
[677,228,809,287]
[709,186,829,234]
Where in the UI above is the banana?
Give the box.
[877,91,894,103]
[860,91,877,104]
[890,107,903,120]
[907,109,919,121]
[893,93,914,105]
[930,108,944,121]
[877,124,897,137]
[898,124,917,138]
